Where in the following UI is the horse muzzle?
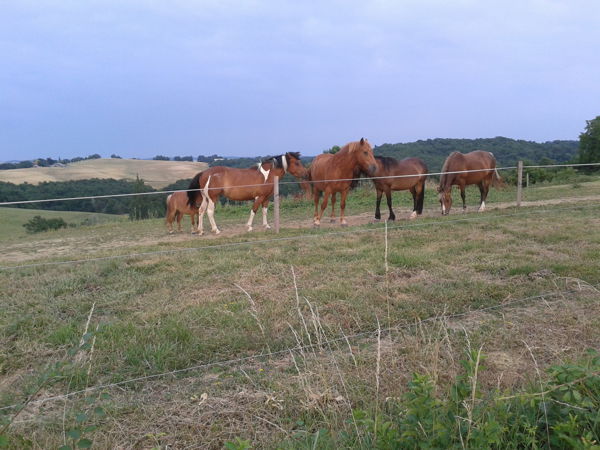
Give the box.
[368,164,377,176]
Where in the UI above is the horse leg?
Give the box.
[339,189,349,227]
[460,184,467,212]
[385,189,396,221]
[166,207,176,234]
[415,180,425,215]
[374,189,383,222]
[261,198,270,229]
[408,187,418,220]
[206,194,220,234]
[246,197,262,232]
[478,180,490,212]
[330,193,337,223]
[317,189,332,226]
[176,211,183,232]
[190,212,198,234]
[197,197,208,235]
[313,189,322,227]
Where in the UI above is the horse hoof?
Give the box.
[213,229,221,235]
[408,212,417,220]
[247,227,253,232]
[340,222,348,227]
[313,222,320,228]
[373,218,381,223]
[330,218,336,223]
[389,217,396,222]
[264,224,271,230]
[168,231,174,235]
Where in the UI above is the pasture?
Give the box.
[0,176,599,448]
[0,158,208,189]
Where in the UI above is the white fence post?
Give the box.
[517,160,523,207]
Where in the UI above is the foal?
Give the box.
[165,191,198,234]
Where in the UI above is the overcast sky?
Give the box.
[1,0,599,160]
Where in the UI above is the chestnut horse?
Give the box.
[437,150,503,215]
[165,191,198,234]
[371,156,428,221]
[187,152,308,234]
[308,138,377,227]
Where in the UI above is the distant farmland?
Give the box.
[0,158,208,188]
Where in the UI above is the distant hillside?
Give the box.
[0,158,208,189]
[374,137,579,170]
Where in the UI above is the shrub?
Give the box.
[23,215,69,233]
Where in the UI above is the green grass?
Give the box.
[0,207,124,241]
[0,180,599,448]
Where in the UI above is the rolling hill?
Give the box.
[0,158,208,188]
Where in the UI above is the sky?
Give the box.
[1,0,599,161]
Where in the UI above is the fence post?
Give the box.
[274,176,280,233]
[516,160,523,207]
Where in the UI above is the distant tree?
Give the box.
[153,155,170,161]
[129,175,150,220]
[87,154,102,160]
[111,154,122,159]
[578,116,600,169]
[323,145,341,154]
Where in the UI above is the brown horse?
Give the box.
[187,152,308,234]
[165,191,198,234]
[371,156,428,221]
[308,138,377,227]
[437,150,503,215]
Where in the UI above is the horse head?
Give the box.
[437,185,452,215]
[353,138,377,176]
[285,152,309,179]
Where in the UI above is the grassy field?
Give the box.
[0,158,208,189]
[0,178,599,448]
[0,207,125,242]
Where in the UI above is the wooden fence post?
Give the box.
[516,160,523,207]
[274,176,280,233]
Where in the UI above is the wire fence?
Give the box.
[0,201,594,271]
[1,162,599,207]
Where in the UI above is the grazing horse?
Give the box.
[437,150,503,215]
[371,156,428,221]
[187,152,308,234]
[309,138,377,227]
[165,191,198,234]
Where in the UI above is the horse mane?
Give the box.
[187,172,203,207]
[439,151,460,190]
[267,152,302,169]
[375,156,396,171]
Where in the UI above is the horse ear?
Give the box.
[360,137,365,145]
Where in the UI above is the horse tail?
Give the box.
[492,168,505,188]
[187,172,202,207]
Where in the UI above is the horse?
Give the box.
[437,150,503,215]
[165,191,198,234]
[308,138,377,227]
[187,152,308,234]
[370,156,428,221]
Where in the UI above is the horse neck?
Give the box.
[332,148,359,176]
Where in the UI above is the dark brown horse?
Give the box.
[187,152,308,234]
[166,191,198,234]
[308,138,377,227]
[371,156,428,221]
[437,150,503,215]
